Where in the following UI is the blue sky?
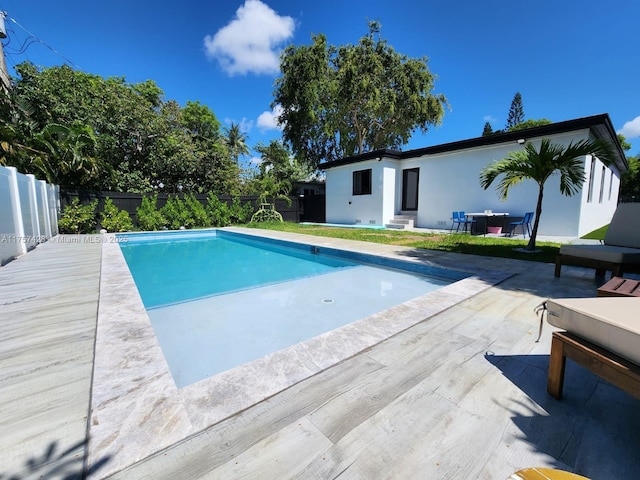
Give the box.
[2,0,639,165]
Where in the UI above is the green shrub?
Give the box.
[136,194,166,231]
[162,196,194,229]
[100,197,133,232]
[229,196,254,224]
[205,193,231,227]
[58,198,98,234]
[184,194,209,228]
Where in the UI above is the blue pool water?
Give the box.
[118,230,468,387]
[120,230,356,309]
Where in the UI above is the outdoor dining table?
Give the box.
[465,211,509,236]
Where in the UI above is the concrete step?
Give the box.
[385,215,416,230]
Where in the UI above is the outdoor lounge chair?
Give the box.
[554,202,640,278]
[544,296,640,400]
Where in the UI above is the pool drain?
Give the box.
[322,298,334,304]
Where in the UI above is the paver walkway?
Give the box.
[0,237,102,479]
[1,230,639,480]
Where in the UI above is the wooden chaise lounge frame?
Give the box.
[547,331,640,400]
[554,202,640,278]
[544,295,640,401]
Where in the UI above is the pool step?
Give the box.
[385,215,416,230]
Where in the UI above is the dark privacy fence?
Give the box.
[59,191,326,226]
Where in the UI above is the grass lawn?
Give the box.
[581,224,608,241]
[246,222,561,264]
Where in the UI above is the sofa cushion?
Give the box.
[605,202,640,248]
[559,244,640,264]
[546,297,640,365]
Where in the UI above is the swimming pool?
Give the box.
[92,229,511,473]
[118,229,469,387]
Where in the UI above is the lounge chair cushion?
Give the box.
[558,244,640,264]
[604,202,640,248]
[546,297,640,365]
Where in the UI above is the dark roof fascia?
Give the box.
[321,114,627,172]
[320,149,402,170]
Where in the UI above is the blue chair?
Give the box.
[451,211,464,232]
[451,211,475,233]
[509,212,534,238]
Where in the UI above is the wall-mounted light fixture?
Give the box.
[517,139,526,145]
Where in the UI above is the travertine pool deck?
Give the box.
[1,229,639,479]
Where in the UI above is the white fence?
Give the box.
[0,166,59,265]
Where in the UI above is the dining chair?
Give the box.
[459,211,476,234]
[451,211,475,233]
[509,212,534,238]
[450,211,465,232]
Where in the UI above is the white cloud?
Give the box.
[618,116,640,139]
[203,0,295,76]
[257,104,283,131]
[483,115,497,124]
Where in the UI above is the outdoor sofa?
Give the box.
[554,202,640,278]
[544,296,640,400]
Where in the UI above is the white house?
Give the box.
[321,114,628,238]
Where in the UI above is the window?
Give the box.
[608,170,614,201]
[587,157,596,203]
[599,166,606,203]
[353,169,372,195]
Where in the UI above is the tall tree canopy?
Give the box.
[507,118,552,131]
[0,62,241,193]
[273,21,447,168]
[505,92,524,130]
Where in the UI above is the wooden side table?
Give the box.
[597,277,640,297]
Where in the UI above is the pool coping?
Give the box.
[88,228,514,477]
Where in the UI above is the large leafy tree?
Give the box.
[617,134,638,197]
[480,138,615,251]
[621,155,639,197]
[12,63,165,190]
[6,62,236,193]
[274,21,447,167]
[507,118,552,131]
[255,139,310,191]
[181,100,222,142]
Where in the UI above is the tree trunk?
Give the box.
[526,184,544,251]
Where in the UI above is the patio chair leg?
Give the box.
[554,258,562,277]
[547,334,567,400]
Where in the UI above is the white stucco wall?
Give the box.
[325,128,621,238]
[576,153,622,237]
[325,159,396,226]
[416,131,592,236]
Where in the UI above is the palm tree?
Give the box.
[480,138,615,251]
[224,122,250,166]
[31,122,100,187]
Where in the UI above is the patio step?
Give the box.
[385,215,416,230]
